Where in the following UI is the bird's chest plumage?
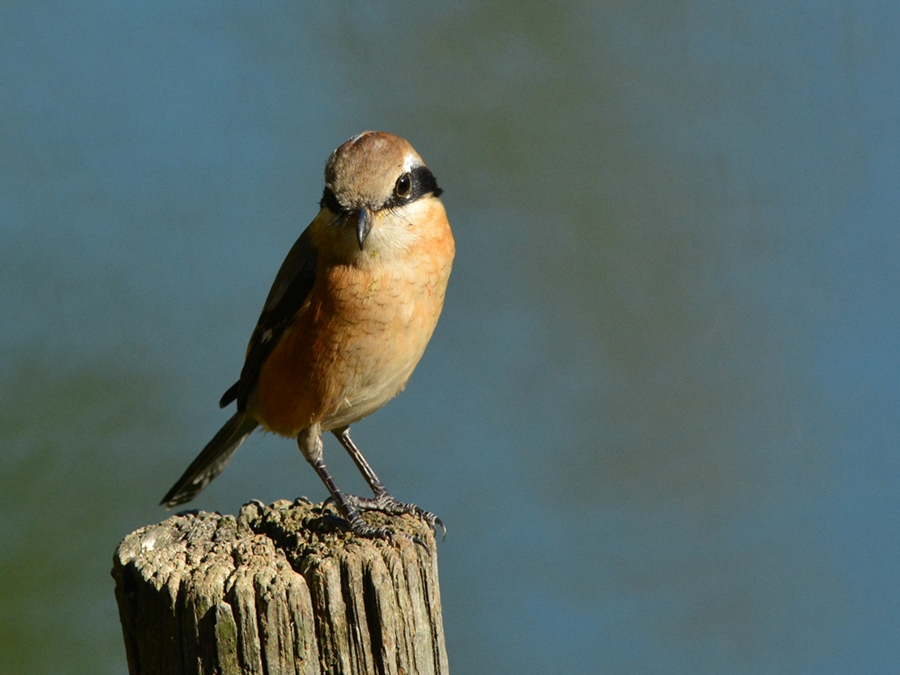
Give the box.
[255,242,452,436]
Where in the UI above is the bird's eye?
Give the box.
[395,173,412,199]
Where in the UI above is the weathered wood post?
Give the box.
[112,499,449,675]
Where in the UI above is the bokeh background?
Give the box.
[2,1,899,673]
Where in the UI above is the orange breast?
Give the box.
[253,221,454,437]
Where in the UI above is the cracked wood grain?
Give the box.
[112,500,448,675]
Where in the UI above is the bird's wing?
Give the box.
[219,221,320,410]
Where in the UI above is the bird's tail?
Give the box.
[160,412,259,508]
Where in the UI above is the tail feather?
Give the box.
[161,412,259,508]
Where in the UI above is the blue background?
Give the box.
[1,2,898,673]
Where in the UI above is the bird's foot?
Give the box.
[343,492,446,541]
[327,508,430,550]
[342,511,396,543]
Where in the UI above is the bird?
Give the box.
[160,131,454,542]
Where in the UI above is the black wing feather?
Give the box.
[219,223,319,411]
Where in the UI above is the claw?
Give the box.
[432,516,447,541]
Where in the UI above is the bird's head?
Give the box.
[319,131,443,253]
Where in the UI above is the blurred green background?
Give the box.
[2,2,899,673]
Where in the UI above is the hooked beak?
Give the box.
[356,207,373,250]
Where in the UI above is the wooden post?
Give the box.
[112,499,449,675]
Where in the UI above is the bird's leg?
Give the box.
[297,428,392,542]
[332,426,446,539]
[333,426,390,498]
